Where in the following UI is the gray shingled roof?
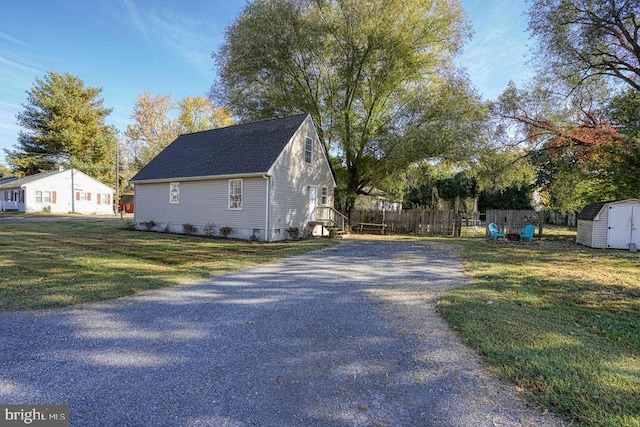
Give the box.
[0,170,64,189]
[0,176,17,185]
[577,201,612,220]
[131,114,310,182]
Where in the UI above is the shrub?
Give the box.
[182,223,197,235]
[219,226,233,238]
[202,223,216,237]
[162,223,172,233]
[287,227,300,240]
[142,220,156,231]
[124,220,137,231]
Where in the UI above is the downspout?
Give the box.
[263,174,270,242]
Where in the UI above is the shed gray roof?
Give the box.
[577,202,608,221]
[130,113,310,182]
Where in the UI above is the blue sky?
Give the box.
[0,0,533,167]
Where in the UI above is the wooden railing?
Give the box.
[0,200,21,212]
[314,206,348,231]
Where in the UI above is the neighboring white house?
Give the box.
[130,113,339,241]
[576,199,640,249]
[0,169,114,214]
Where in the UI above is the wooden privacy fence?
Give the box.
[485,210,540,235]
[350,209,464,236]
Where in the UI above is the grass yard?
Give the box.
[437,227,640,427]
[0,220,337,310]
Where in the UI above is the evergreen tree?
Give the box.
[5,71,116,184]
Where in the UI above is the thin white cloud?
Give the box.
[120,0,148,39]
[0,31,30,47]
[0,53,43,78]
[116,1,222,73]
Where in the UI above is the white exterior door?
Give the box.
[308,186,317,221]
[607,206,634,249]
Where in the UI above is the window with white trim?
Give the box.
[304,137,313,164]
[321,186,328,206]
[35,191,52,203]
[229,179,243,210]
[170,182,180,204]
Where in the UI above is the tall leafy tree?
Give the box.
[0,164,12,178]
[529,0,640,91]
[5,71,116,183]
[122,93,234,188]
[124,93,179,170]
[179,96,235,134]
[488,0,640,211]
[213,0,484,213]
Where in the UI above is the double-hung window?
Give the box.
[304,137,313,164]
[229,179,243,210]
[321,186,328,206]
[35,191,53,203]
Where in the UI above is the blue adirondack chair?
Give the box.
[519,224,536,243]
[488,223,506,240]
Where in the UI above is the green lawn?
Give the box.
[437,227,640,427]
[0,220,337,310]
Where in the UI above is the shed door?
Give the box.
[607,206,638,249]
[633,207,640,247]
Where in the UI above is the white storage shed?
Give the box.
[576,199,640,249]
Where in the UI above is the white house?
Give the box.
[0,169,114,215]
[576,199,640,249]
[130,113,340,241]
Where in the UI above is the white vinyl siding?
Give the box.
[229,179,243,210]
[592,208,609,248]
[134,178,265,233]
[576,219,594,246]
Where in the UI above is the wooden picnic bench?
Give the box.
[358,222,387,234]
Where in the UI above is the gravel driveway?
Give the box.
[0,240,563,426]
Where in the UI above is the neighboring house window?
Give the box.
[76,192,91,201]
[321,186,328,206]
[304,137,313,164]
[170,182,180,204]
[229,179,243,210]
[97,193,110,205]
[36,191,53,203]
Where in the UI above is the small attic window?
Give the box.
[170,182,180,204]
[304,137,313,164]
